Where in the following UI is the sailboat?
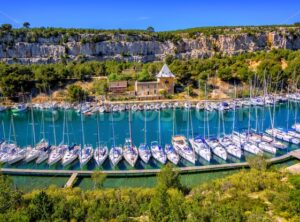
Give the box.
[123,111,138,167]
[36,106,52,164]
[151,110,167,165]
[93,111,108,166]
[205,101,227,161]
[172,107,195,164]
[48,108,69,166]
[165,108,180,165]
[7,115,27,164]
[219,86,242,159]
[62,106,80,167]
[0,118,17,163]
[25,101,40,162]
[109,113,123,166]
[189,84,211,162]
[138,111,151,164]
[79,106,94,167]
[292,100,300,132]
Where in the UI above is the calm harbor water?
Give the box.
[0,102,299,171]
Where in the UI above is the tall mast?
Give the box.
[218,110,221,139]
[144,110,147,144]
[30,97,36,146]
[186,108,190,139]
[111,113,116,148]
[232,85,236,132]
[52,108,57,146]
[172,107,175,137]
[205,83,210,137]
[41,108,45,139]
[287,86,290,130]
[158,110,161,145]
[66,111,70,145]
[62,108,66,145]
[248,82,252,133]
[80,105,85,148]
[129,111,133,147]
[1,121,5,140]
[96,111,101,147]
[11,115,17,145]
[190,108,194,138]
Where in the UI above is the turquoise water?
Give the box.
[0,102,299,170]
[11,158,300,191]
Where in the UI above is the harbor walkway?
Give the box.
[1,150,299,178]
[64,172,78,188]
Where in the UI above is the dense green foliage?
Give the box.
[0,159,300,221]
[67,85,87,102]
[1,23,299,42]
[0,49,300,98]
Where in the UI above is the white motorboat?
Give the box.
[109,146,123,166]
[196,102,204,110]
[250,97,264,106]
[138,143,151,164]
[94,146,108,166]
[79,145,94,167]
[165,144,180,165]
[62,145,80,166]
[172,136,195,164]
[150,141,167,164]
[123,139,138,167]
[11,104,27,113]
[184,102,191,109]
[189,137,211,162]
[205,138,227,160]
[0,106,7,112]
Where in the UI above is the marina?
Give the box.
[0,94,300,171]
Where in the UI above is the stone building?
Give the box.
[134,64,175,97]
[135,81,158,97]
[108,81,128,93]
[156,64,175,94]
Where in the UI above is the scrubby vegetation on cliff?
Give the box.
[0,158,300,221]
[1,23,300,41]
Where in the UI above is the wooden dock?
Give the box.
[1,150,300,178]
[64,173,78,188]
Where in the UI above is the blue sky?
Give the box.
[1,0,300,31]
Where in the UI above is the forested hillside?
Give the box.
[0,49,299,98]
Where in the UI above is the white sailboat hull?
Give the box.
[94,147,108,166]
[258,142,276,154]
[189,139,211,162]
[109,147,123,166]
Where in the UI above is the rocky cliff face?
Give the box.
[1,28,300,64]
